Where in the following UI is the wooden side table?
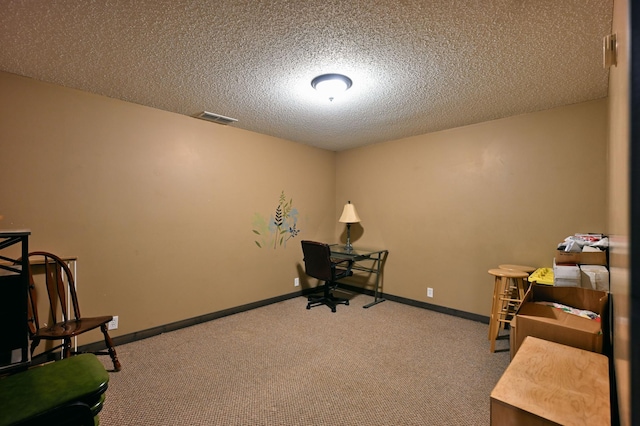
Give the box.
[491,336,610,425]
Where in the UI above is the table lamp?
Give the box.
[339,201,361,251]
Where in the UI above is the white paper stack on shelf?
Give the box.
[582,245,605,253]
[580,265,610,291]
[553,259,581,287]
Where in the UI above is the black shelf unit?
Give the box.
[0,230,30,374]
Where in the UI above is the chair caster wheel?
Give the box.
[306,305,311,310]
[345,301,349,306]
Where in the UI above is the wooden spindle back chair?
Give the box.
[25,251,121,371]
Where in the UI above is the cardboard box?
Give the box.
[511,284,608,358]
[581,265,610,291]
[555,249,607,265]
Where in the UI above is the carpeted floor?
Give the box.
[97,292,510,425]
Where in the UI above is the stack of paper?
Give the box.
[553,259,581,287]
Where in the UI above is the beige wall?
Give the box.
[0,71,336,344]
[0,71,611,345]
[335,100,608,315]
[608,0,631,424]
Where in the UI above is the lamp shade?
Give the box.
[339,201,361,223]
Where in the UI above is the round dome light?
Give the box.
[311,73,353,101]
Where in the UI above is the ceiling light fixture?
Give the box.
[311,73,352,101]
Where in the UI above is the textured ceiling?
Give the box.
[0,1,612,151]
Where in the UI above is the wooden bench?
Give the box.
[491,336,610,425]
[0,354,109,426]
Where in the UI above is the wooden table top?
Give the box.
[491,336,610,426]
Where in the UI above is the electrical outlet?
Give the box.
[294,277,300,287]
[107,316,118,330]
[427,288,434,298]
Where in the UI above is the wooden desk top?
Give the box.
[491,336,610,426]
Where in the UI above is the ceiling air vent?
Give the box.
[194,111,238,125]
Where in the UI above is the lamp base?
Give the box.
[344,224,354,251]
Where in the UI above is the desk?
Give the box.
[330,245,388,308]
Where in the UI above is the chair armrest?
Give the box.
[331,258,354,278]
[17,401,96,426]
[330,257,352,267]
[0,354,108,426]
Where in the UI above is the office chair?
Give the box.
[301,240,353,313]
[25,251,121,372]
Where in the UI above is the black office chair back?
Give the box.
[301,240,334,281]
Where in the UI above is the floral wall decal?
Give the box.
[253,190,300,249]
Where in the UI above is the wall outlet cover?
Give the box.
[108,316,119,330]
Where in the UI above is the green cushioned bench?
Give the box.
[0,354,109,426]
